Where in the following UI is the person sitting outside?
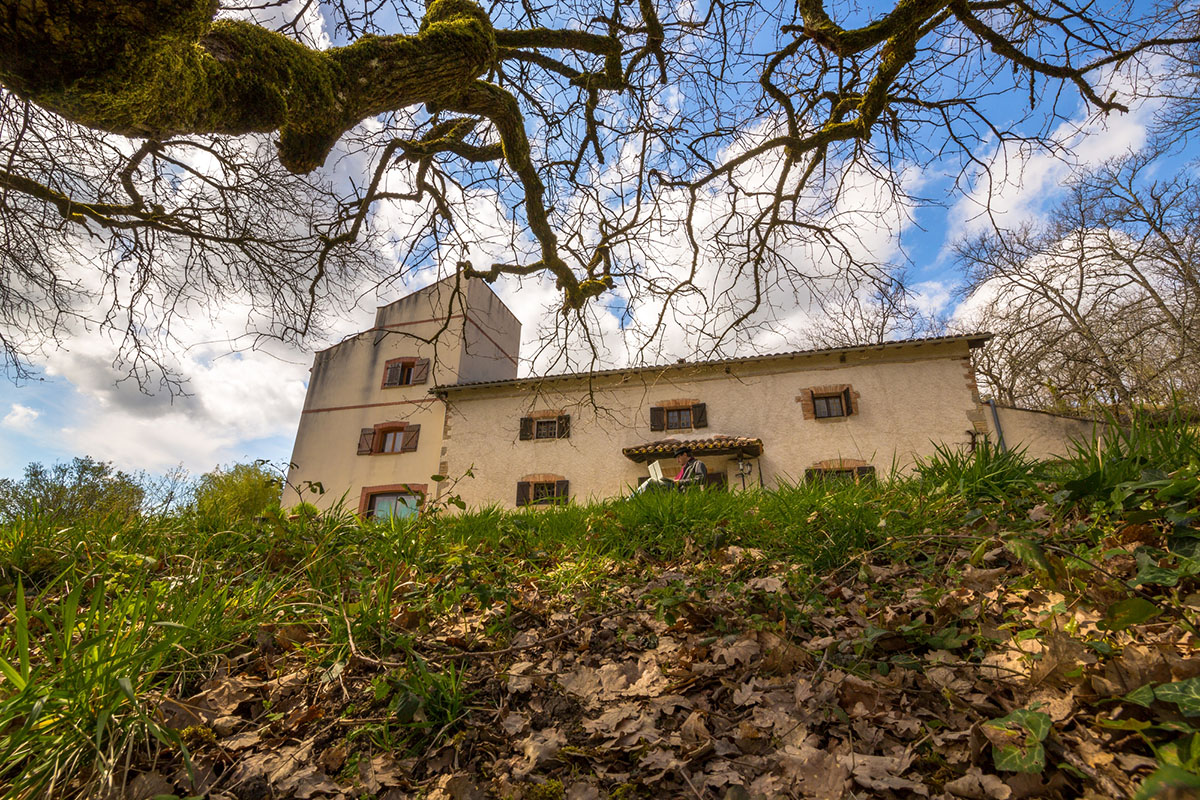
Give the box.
[632,446,708,494]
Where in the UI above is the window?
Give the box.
[650,402,707,432]
[805,465,875,482]
[367,492,421,519]
[382,358,430,388]
[665,407,692,430]
[357,424,420,455]
[516,478,569,506]
[358,483,427,518]
[801,386,856,420]
[379,429,405,453]
[531,482,558,504]
[813,394,844,418]
[519,414,571,440]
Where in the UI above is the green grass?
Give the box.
[0,413,1197,797]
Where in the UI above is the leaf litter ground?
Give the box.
[126,509,1198,799]
[4,446,1200,800]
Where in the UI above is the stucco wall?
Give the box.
[988,405,1100,461]
[439,341,987,509]
[282,278,520,509]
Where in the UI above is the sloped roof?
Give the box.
[622,435,765,463]
[434,333,990,394]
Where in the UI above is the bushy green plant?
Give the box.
[192,461,282,527]
[1056,408,1200,502]
[914,438,1038,501]
[0,457,144,526]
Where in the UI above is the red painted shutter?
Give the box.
[554,480,569,502]
[557,414,570,438]
[691,403,708,428]
[843,387,854,416]
[357,428,375,455]
[516,481,531,507]
[401,424,421,452]
[649,406,665,431]
[411,358,430,384]
[519,417,534,440]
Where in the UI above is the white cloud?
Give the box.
[947,75,1158,238]
[912,281,954,317]
[2,404,39,430]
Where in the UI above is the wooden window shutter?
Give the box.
[649,406,665,431]
[842,387,854,416]
[357,428,375,455]
[516,481,531,507]
[556,414,571,439]
[691,402,708,428]
[554,479,569,501]
[400,424,421,452]
[383,363,401,387]
[411,358,430,384]
[519,417,534,440]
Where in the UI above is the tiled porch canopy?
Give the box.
[622,435,764,464]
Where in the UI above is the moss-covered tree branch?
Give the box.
[0,0,498,172]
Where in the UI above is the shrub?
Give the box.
[192,462,282,527]
[0,457,144,526]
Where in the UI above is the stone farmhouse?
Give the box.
[283,277,1096,515]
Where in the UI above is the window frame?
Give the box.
[519,414,571,441]
[805,465,876,482]
[650,402,707,432]
[531,481,558,504]
[534,419,559,439]
[381,357,430,389]
[357,423,420,455]
[516,477,570,506]
[358,482,428,517]
[665,407,693,430]
[367,491,421,519]
[812,394,845,419]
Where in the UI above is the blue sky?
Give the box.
[0,0,1191,482]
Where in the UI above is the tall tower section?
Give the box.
[283,277,521,514]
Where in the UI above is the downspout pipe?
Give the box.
[987,398,1008,452]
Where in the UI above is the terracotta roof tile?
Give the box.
[434,333,991,393]
[622,435,764,463]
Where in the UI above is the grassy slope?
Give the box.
[1,417,1199,799]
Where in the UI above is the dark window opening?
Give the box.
[520,414,570,440]
[385,362,414,387]
[516,478,570,506]
[805,465,876,482]
[665,407,692,430]
[383,358,430,388]
[813,395,845,418]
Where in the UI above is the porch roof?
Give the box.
[622,435,764,464]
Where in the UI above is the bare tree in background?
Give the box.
[0,0,1197,384]
[956,146,1200,413]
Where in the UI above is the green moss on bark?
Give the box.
[0,0,497,173]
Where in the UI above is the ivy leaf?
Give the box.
[1133,764,1200,800]
[1124,683,1157,708]
[992,742,1045,774]
[1132,560,1184,587]
[1100,597,1161,631]
[985,708,1052,774]
[1004,538,1059,582]
[1154,677,1200,716]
